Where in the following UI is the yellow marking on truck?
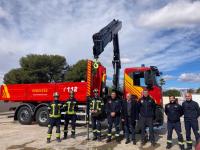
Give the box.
[32,89,48,93]
[102,73,106,82]
[2,84,10,99]
[124,73,143,98]
[87,60,92,96]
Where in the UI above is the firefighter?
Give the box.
[138,89,156,146]
[165,95,184,150]
[90,88,104,141]
[182,93,200,150]
[121,93,138,145]
[47,92,62,143]
[105,90,122,143]
[63,90,78,139]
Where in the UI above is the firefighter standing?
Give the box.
[63,90,78,139]
[165,96,184,150]
[90,89,104,141]
[138,89,156,146]
[105,90,122,143]
[47,92,62,143]
[121,93,139,145]
[182,93,200,150]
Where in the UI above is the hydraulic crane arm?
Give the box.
[92,19,122,90]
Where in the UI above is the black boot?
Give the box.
[47,138,50,143]
[125,139,130,144]
[151,141,156,147]
[141,140,146,145]
[56,138,61,142]
[92,136,97,141]
[97,136,101,142]
[166,143,172,149]
[63,133,67,140]
[116,137,121,143]
[71,133,75,139]
[133,140,136,145]
[106,137,111,143]
[186,143,192,150]
[179,144,185,150]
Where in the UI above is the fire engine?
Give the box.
[0,19,163,127]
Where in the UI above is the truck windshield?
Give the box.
[131,70,158,87]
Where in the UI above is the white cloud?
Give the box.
[0,6,10,19]
[121,58,132,64]
[162,75,175,81]
[137,0,200,28]
[0,0,200,87]
[178,73,200,82]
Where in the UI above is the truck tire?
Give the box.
[36,107,49,126]
[17,106,33,125]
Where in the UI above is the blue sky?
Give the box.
[0,0,200,89]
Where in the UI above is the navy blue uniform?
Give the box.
[63,98,78,138]
[138,96,156,143]
[182,100,200,148]
[165,102,184,148]
[47,102,62,141]
[105,98,121,140]
[90,97,104,139]
[121,99,139,141]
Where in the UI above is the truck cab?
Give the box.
[124,65,163,126]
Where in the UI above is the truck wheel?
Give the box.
[17,106,33,125]
[36,107,49,126]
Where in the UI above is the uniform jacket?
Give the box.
[90,97,104,117]
[63,98,78,115]
[105,98,121,117]
[182,100,200,120]
[138,96,156,118]
[165,102,183,123]
[48,101,62,118]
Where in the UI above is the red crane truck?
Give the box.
[0,19,163,127]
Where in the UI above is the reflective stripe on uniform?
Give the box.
[50,114,61,118]
[96,130,101,133]
[167,140,172,143]
[48,125,51,128]
[56,133,60,138]
[71,130,75,132]
[47,134,52,138]
[186,141,192,144]
[93,129,97,133]
[67,101,76,114]
[107,134,112,137]
[115,134,119,137]
[50,103,61,118]
[178,142,184,145]
[92,101,95,110]
[52,104,55,116]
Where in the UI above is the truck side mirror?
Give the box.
[144,70,153,88]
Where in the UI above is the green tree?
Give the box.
[196,88,200,94]
[187,88,195,94]
[159,78,165,87]
[64,59,87,82]
[4,54,68,84]
[163,89,181,97]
